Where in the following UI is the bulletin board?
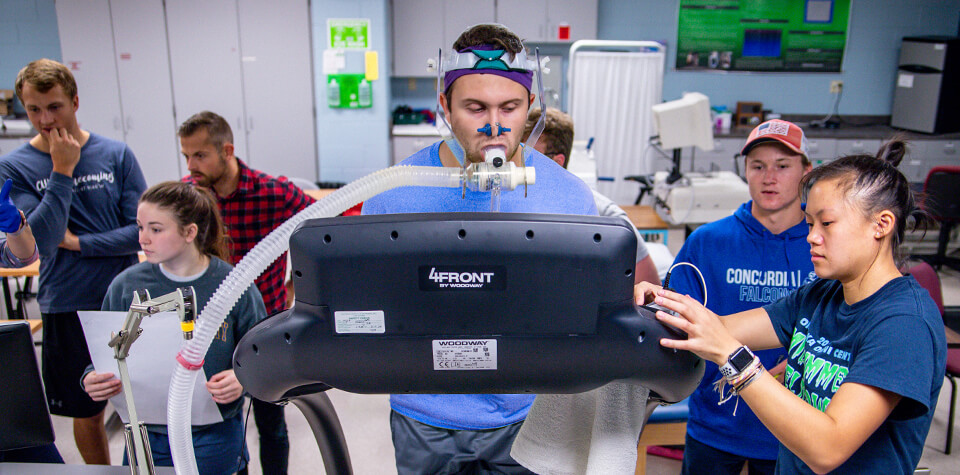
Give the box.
[675,0,851,72]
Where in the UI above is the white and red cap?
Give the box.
[740,119,809,159]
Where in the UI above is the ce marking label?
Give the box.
[432,339,497,370]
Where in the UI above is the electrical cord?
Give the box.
[661,261,708,307]
[235,397,255,474]
[809,87,843,128]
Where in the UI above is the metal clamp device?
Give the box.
[108,287,197,475]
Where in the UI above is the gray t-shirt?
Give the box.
[591,189,649,262]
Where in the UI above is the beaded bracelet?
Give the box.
[734,365,764,393]
[714,355,764,416]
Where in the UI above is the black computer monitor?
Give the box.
[235,213,703,403]
[0,321,55,451]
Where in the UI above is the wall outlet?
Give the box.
[829,80,843,94]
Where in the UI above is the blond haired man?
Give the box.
[0,59,146,464]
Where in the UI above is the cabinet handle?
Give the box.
[945,142,956,154]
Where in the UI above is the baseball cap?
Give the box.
[740,119,809,159]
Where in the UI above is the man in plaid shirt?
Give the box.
[180,110,315,475]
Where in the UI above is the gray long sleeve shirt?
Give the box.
[0,133,146,312]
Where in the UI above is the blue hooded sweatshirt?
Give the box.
[669,201,816,460]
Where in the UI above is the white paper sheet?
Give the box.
[79,311,223,426]
[323,49,345,74]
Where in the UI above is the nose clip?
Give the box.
[477,124,493,136]
[497,123,510,136]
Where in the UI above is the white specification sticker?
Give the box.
[897,73,914,88]
[334,310,385,334]
[432,339,497,370]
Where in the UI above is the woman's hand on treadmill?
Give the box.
[647,287,742,365]
[633,281,662,306]
[83,371,122,401]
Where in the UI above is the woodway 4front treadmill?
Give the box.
[234,213,704,473]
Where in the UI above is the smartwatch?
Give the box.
[719,346,756,378]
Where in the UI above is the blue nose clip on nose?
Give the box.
[497,123,510,136]
[477,124,493,136]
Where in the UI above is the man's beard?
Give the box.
[192,173,214,187]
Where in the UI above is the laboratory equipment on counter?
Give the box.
[651,170,750,225]
[651,92,715,185]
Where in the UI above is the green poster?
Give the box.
[328,18,370,49]
[676,0,851,72]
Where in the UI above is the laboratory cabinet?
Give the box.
[392,135,438,164]
[804,138,837,167]
[835,139,882,157]
[496,0,597,43]
[391,0,495,77]
[0,138,29,156]
[56,0,179,185]
[391,0,597,77]
[56,0,316,185]
[685,138,741,174]
[645,136,960,184]
[903,140,960,183]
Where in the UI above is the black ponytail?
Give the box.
[800,137,933,266]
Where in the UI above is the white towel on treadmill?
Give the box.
[510,381,649,475]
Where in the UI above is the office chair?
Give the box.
[947,347,960,455]
[914,166,960,272]
[904,261,955,454]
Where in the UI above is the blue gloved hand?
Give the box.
[0,179,23,233]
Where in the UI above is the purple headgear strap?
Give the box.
[443,45,534,94]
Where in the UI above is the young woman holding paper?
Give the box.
[82,181,266,474]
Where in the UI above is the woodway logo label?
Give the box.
[419,266,506,291]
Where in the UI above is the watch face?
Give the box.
[730,347,754,371]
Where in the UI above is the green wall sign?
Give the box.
[328,18,370,49]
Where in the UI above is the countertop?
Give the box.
[393,118,960,140]
[392,123,442,136]
[716,115,960,140]
[1,119,35,139]
[717,125,960,141]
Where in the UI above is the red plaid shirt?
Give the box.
[184,159,315,315]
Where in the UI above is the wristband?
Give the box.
[734,365,764,393]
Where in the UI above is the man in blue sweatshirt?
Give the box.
[667,119,816,474]
[0,59,146,465]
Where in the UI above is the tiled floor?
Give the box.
[33,263,960,473]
